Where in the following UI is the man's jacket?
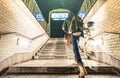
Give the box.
[62,16,84,37]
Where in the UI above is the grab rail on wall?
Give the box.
[0,32,47,40]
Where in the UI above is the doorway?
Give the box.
[50,20,65,38]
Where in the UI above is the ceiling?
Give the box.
[35,0,84,23]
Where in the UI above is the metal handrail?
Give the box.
[0,32,47,40]
[104,31,120,35]
[0,32,15,35]
[31,33,46,40]
[92,31,120,38]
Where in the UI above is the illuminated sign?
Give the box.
[51,13,68,20]
[33,13,43,20]
[78,12,87,19]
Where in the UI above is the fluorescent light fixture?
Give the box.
[17,38,29,46]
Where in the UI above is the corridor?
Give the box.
[0,0,120,78]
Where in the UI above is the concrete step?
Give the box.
[33,55,54,60]
[36,52,52,55]
[33,54,69,59]
[54,55,68,59]
[2,75,79,78]
[54,52,67,55]
[34,53,87,60]
[34,55,68,59]
[85,75,120,78]
[54,49,66,51]
[6,66,79,74]
[86,66,120,75]
[36,52,67,56]
[41,48,53,51]
[55,47,65,49]
[4,65,119,77]
[68,56,74,59]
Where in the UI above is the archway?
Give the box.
[48,9,70,38]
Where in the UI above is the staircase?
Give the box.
[33,38,73,60]
[1,38,120,78]
[1,38,80,78]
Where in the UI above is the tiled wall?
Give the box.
[84,0,120,68]
[0,0,49,71]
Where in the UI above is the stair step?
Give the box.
[2,75,79,78]
[54,55,68,59]
[33,55,70,59]
[42,48,52,50]
[6,66,119,76]
[7,66,79,74]
[86,66,119,75]
[33,55,54,60]
[54,52,66,55]
[68,56,74,59]
[36,52,52,55]
[55,49,66,51]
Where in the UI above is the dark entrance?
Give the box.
[50,20,65,38]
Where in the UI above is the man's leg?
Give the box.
[70,34,82,63]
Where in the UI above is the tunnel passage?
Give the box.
[50,20,65,38]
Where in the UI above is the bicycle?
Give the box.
[78,21,98,70]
